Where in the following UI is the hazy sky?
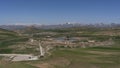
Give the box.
[0,0,120,25]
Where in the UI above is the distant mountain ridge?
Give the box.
[0,23,120,31]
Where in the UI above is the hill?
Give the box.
[0,28,29,53]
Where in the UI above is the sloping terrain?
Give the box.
[0,28,29,53]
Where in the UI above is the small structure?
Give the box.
[88,40,95,43]
[30,38,34,43]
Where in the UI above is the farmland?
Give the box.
[0,27,120,68]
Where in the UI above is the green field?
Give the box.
[0,47,119,68]
[37,47,120,68]
[0,28,120,68]
[0,62,38,68]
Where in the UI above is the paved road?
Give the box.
[0,54,38,61]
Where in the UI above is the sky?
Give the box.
[0,0,120,25]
